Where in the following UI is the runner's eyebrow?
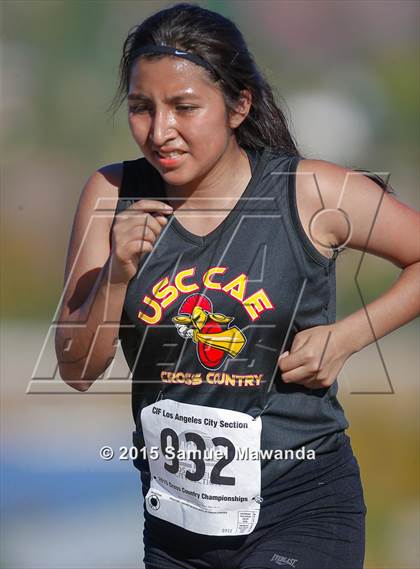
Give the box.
[127,92,201,103]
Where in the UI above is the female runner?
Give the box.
[55,3,419,569]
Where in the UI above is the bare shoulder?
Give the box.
[67,163,123,269]
[296,157,389,208]
[70,161,125,251]
[76,162,124,218]
[96,162,124,189]
[71,160,124,225]
[85,162,124,197]
[61,162,124,307]
[293,158,350,258]
[295,158,354,208]
[296,158,419,267]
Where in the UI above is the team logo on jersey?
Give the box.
[137,266,275,325]
[172,293,247,370]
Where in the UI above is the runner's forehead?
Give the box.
[129,56,210,91]
[127,89,202,103]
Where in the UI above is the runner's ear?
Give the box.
[227,89,252,129]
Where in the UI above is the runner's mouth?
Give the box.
[154,151,187,167]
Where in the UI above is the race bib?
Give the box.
[141,398,262,536]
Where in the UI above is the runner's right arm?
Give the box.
[54,163,172,391]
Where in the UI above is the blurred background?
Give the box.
[1,0,419,567]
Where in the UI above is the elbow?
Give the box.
[55,333,94,391]
[63,380,92,393]
[64,379,92,392]
[58,364,94,392]
[55,331,112,391]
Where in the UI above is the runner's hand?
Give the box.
[277,323,352,389]
[110,199,173,284]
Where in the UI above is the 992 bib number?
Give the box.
[161,428,236,486]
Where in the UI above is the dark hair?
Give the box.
[352,169,395,195]
[109,2,300,155]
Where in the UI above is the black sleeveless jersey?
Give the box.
[114,146,349,490]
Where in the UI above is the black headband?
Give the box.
[131,44,215,75]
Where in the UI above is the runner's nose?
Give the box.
[149,108,177,147]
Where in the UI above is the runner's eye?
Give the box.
[128,106,150,114]
[128,105,196,114]
[176,105,197,112]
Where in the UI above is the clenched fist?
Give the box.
[109,199,173,284]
